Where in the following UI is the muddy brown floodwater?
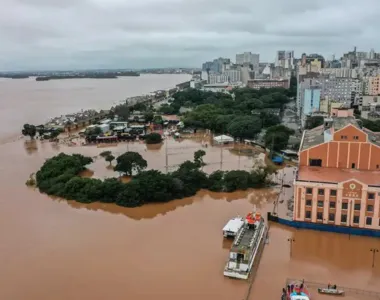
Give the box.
[0,137,379,300]
[0,77,380,299]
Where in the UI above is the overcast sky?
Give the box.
[1,0,379,71]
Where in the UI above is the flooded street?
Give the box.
[0,78,379,299]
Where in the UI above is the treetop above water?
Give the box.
[34,150,275,208]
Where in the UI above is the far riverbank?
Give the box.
[0,73,191,143]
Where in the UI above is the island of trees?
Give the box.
[33,150,275,207]
[35,71,139,81]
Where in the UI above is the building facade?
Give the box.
[202,57,231,73]
[303,88,321,115]
[247,79,289,89]
[236,52,259,70]
[294,111,380,230]
[275,50,294,69]
[368,76,380,96]
[320,68,357,78]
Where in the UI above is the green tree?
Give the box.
[114,152,147,176]
[145,133,162,144]
[115,181,143,207]
[361,119,380,132]
[144,111,154,122]
[159,104,176,114]
[99,151,112,158]
[113,104,130,121]
[194,150,206,168]
[305,116,324,129]
[105,154,115,166]
[264,125,295,152]
[223,170,252,192]
[207,170,225,192]
[260,112,281,128]
[22,124,37,139]
[227,117,261,139]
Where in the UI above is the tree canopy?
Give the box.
[361,118,380,132]
[160,87,291,139]
[145,133,163,144]
[34,151,275,208]
[264,125,295,152]
[114,152,148,176]
[305,116,324,130]
[22,124,37,139]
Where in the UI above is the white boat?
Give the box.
[223,211,267,280]
[222,217,244,238]
[283,280,311,300]
[318,288,344,296]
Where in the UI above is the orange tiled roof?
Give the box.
[297,166,380,186]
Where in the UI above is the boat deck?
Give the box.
[231,223,263,252]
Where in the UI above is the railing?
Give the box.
[286,278,380,298]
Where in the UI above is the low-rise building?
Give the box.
[247,79,289,89]
[293,109,380,230]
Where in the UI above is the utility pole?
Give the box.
[370,248,379,268]
[165,138,169,174]
[270,134,275,159]
[288,238,295,258]
[220,145,223,170]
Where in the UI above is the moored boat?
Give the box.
[318,288,344,296]
[222,216,244,238]
[282,280,311,300]
[223,210,267,279]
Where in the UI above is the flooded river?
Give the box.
[0,74,191,142]
[0,77,380,300]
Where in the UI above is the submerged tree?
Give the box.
[194,150,206,168]
[99,151,112,158]
[22,124,37,139]
[114,151,147,176]
[105,154,115,166]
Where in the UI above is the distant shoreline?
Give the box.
[35,72,140,81]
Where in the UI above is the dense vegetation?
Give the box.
[145,132,163,144]
[35,151,275,207]
[158,87,291,140]
[22,124,61,140]
[264,125,295,152]
[361,118,380,132]
[305,116,324,130]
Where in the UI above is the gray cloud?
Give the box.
[1,0,380,70]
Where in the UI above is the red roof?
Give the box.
[297,166,380,186]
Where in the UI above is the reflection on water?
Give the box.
[64,189,278,221]
[222,238,233,250]
[23,139,38,155]
[0,134,379,299]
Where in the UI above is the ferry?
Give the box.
[222,216,244,238]
[223,211,267,279]
[282,280,311,300]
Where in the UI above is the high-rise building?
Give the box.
[303,88,321,116]
[236,52,259,70]
[275,50,294,69]
[368,76,380,96]
[202,58,230,73]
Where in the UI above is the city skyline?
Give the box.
[1,0,380,71]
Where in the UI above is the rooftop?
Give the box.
[301,117,380,150]
[297,166,380,186]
